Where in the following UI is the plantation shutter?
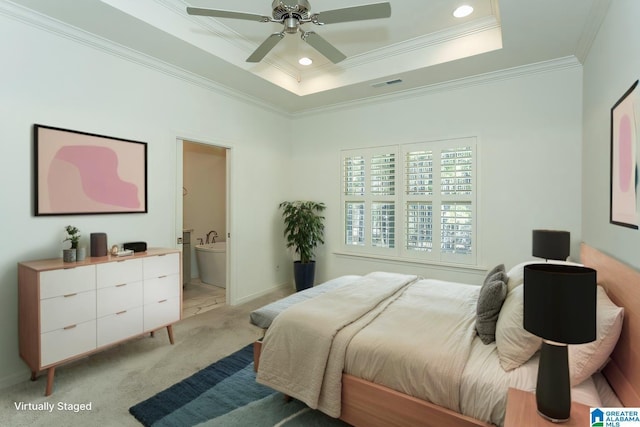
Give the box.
[341,138,475,265]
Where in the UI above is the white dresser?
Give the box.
[18,248,181,396]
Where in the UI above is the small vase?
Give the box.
[76,247,86,261]
[63,249,77,263]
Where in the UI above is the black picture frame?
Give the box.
[34,124,148,216]
[610,80,639,229]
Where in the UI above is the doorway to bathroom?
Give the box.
[181,140,229,319]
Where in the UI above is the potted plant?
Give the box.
[63,225,81,262]
[279,201,326,291]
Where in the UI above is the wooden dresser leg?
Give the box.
[150,331,155,338]
[45,367,55,396]
[30,371,37,381]
[166,325,175,345]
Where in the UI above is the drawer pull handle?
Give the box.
[63,293,77,298]
[159,275,167,279]
[116,283,127,288]
[116,310,127,315]
[158,299,168,303]
[63,324,77,330]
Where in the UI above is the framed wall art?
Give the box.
[34,124,148,216]
[610,80,639,229]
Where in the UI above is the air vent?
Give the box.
[371,79,403,88]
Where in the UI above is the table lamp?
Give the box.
[532,230,570,261]
[523,263,596,422]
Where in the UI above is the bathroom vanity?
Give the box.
[18,248,181,396]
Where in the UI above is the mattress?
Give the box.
[249,275,361,328]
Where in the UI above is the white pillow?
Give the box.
[505,260,584,293]
[505,261,536,293]
[569,286,624,386]
[495,284,542,371]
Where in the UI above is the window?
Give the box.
[341,138,477,265]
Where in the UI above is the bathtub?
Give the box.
[195,241,226,288]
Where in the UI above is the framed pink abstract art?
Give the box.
[610,80,639,229]
[34,125,147,216]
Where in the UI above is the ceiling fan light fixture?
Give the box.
[298,57,313,66]
[284,17,300,33]
[453,5,474,18]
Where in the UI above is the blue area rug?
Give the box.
[129,344,350,426]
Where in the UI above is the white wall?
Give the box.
[291,66,584,284]
[0,13,291,388]
[582,0,640,268]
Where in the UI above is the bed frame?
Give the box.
[254,243,639,426]
[581,243,640,407]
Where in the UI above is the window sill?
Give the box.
[333,251,487,274]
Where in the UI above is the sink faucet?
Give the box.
[206,230,218,244]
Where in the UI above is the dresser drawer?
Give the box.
[40,290,96,333]
[97,258,143,289]
[97,282,143,318]
[144,274,180,304]
[143,253,179,279]
[41,320,96,367]
[97,307,143,347]
[144,297,180,331]
[40,265,95,299]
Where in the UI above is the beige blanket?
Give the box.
[344,279,480,412]
[256,272,418,417]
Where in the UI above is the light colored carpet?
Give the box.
[0,286,291,427]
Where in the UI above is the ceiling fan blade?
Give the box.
[246,33,285,62]
[302,31,347,64]
[186,7,269,22]
[314,2,391,25]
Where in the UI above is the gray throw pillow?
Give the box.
[476,265,508,344]
[484,263,507,286]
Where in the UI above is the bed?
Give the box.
[251,243,639,426]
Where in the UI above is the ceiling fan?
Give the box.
[187,1,392,64]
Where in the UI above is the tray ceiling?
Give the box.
[5,0,609,113]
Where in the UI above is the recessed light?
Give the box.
[453,5,474,18]
[298,57,313,66]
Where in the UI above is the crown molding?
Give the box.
[304,16,501,79]
[575,0,612,63]
[0,0,291,117]
[0,0,588,118]
[294,56,582,117]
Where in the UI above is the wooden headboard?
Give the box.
[581,243,640,406]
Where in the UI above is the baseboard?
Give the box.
[232,282,292,306]
[0,367,30,392]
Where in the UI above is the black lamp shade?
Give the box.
[524,263,596,344]
[532,230,570,261]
